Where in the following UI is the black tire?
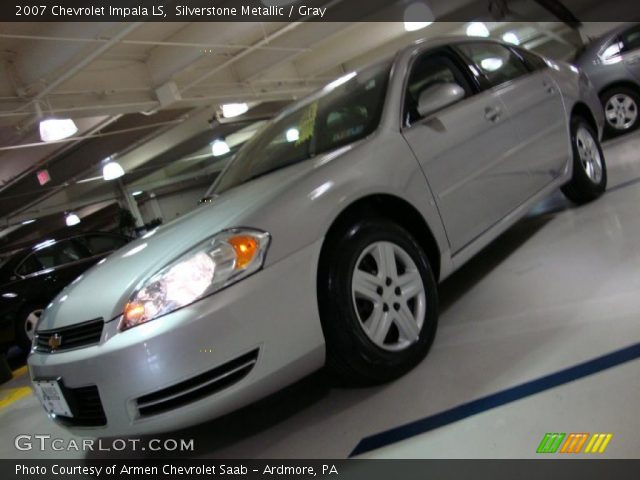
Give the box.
[561,116,607,204]
[600,86,640,138]
[15,306,42,353]
[317,218,438,385]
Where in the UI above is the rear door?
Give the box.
[619,24,640,80]
[455,42,569,192]
[401,47,527,253]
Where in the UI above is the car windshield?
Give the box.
[212,60,392,194]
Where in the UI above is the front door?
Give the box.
[401,48,531,253]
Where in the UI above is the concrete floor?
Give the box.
[1,132,640,459]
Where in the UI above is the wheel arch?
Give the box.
[571,101,599,133]
[598,80,640,99]
[318,194,441,282]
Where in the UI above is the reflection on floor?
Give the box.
[1,132,640,459]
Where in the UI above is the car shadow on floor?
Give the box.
[85,194,571,460]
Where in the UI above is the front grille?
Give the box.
[136,349,259,417]
[35,318,103,353]
[56,385,107,427]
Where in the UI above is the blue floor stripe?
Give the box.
[350,341,640,457]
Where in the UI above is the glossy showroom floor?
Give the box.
[2,132,640,459]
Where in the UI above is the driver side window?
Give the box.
[404,52,472,126]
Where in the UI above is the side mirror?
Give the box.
[417,82,465,118]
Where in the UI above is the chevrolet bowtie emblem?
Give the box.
[48,333,62,350]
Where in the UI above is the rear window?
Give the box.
[17,240,89,276]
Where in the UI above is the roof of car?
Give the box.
[1,231,127,259]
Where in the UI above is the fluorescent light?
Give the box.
[502,32,520,45]
[132,190,144,197]
[221,103,249,118]
[65,213,81,227]
[21,219,36,225]
[103,161,125,181]
[403,2,434,31]
[211,139,230,157]
[35,239,55,249]
[466,22,490,37]
[39,118,78,142]
[286,128,300,142]
[324,72,357,92]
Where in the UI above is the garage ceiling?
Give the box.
[0,0,626,251]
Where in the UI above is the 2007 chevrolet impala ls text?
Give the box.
[28,36,606,435]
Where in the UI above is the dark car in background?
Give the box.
[574,22,640,136]
[0,233,129,352]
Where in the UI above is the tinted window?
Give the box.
[621,25,640,52]
[457,42,529,88]
[16,255,43,276]
[213,61,391,194]
[30,240,87,273]
[83,235,126,255]
[404,52,473,125]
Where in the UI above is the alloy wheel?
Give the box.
[351,241,426,352]
[604,93,638,130]
[575,126,603,184]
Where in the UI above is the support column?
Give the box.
[148,192,164,222]
[117,180,144,228]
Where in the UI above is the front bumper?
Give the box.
[28,240,325,436]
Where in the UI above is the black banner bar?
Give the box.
[2,0,640,22]
[4,460,640,480]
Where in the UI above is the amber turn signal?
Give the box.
[227,235,259,269]
[123,302,145,324]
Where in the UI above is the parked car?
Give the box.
[0,233,129,352]
[29,37,606,435]
[574,22,640,136]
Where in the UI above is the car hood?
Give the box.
[38,161,319,330]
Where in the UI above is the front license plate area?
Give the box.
[33,379,73,417]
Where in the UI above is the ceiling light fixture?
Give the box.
[403,2,434,32]
[502,31,520,45]
[103,161,125,181]
[21,219,36,225]
[221,103,249,118]
[39,118,78,142]
[132,190,144,197]
[65,212,81,227]
[211,139,231,157]
[466,22,490,37]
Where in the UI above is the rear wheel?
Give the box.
[561,116,607,204]
[318,218,438,385]
[601,86,640,137]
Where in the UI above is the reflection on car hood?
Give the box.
[38,162,316,330]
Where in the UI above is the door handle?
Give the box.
[543,81,556,95]
[484,106,502,123]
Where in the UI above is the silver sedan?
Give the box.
[28,37,606,436]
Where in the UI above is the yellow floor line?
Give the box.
[12,365,28,378]
[0,387,32,410]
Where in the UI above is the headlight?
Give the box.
[119,228,270,331]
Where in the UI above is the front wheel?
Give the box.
[318,218,438,385]
[561,117,607,204]
[16,307,43,352]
